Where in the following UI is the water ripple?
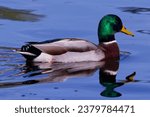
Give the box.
[118,7,150,15]
[137,30,150,35]
[0,6,44,22]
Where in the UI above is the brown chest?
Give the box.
[99,43,120,60]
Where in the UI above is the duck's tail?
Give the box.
[0,45,41,61]
[17,44,42,60]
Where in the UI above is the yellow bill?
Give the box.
[121,26,134,37]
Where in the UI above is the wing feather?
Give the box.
[31,38,97,55]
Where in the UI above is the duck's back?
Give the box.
[20,38,105,63]
[31,38,98,55]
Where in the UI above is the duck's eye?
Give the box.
[113,24,119,32]
[113,22,122,32]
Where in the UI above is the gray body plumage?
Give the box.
[19,38,105,63]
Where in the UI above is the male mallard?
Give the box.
[19,14,134,63]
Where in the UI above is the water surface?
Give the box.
[0,0,150,99]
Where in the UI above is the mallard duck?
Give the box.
[18,14,134,63]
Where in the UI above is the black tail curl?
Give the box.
[21,44,42,61]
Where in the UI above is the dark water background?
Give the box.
[0,0,150,99]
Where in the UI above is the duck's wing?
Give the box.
[19,38,98,60]
[28,38,98,55]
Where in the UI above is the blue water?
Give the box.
[0,0,150,99]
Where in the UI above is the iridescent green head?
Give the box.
[98,14,134,43]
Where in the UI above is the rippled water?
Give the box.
[0,0,150,99]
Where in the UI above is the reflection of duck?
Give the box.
[18,14,134,62]
[99,61,122,97]
[0,60,136,99]
[22,61,105,81]
[99,61,136,98]
[0,61,105,88]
